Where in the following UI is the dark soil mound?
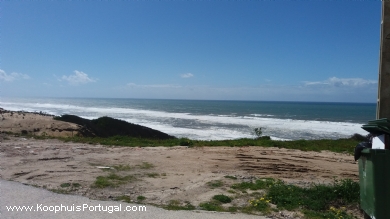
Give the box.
[54,115,176,139]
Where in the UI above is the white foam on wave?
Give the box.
[0,100,368,140]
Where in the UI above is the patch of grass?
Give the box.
[58,135,360,154]
[227,206,238,212]
[137,196,146,202]
[246,196,272,214]
[146,173,159,178]
[50,188,70,194]
[138,162,154,169]
[267,178,359,212]
[231,178,275,191]
[60,183,71,188]
[199,201,225,212]
[224,175,237,180]
[59,182,81,191]
[72,183,81,187]
[212,194,232,203]
[112,164,132,171]
[92,173,136,188]
[207,180,223,188]
[303,207,354,219]
[179,138,194,146]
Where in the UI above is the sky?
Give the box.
[0,1,382,103]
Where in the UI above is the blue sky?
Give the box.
[0,1,382,102]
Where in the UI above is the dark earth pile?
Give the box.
[54,115,176,140]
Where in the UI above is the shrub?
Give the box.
[213,194,232,203]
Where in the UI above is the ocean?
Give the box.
[0,97,375,140]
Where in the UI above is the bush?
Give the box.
[179,138,193,146]
[213,194,232,203]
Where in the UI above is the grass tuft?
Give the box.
[207,180,223,188]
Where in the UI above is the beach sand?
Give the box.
[0,109,361,218]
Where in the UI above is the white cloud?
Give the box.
[304,77,377,87]
[0,69,30,82]
[61,70,96,85]
[181,73,194,78]
[127,83,181,88]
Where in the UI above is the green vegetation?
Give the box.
[212,194,232,203]
[52,182,82,194]
[92,173,137,188]
[137,196,146,202]
[196,177,359,217]
[231,178,275,191]
[245,196,272,213]
[146,173,159,178]
[55,135,360,154]
[207,180,223,188]
[254,127,264,138]
[199,201,225,212]
[224,175,237,180]
[266,178,359,212]
[211,178,359,218]
[112,164,132,171]
[138,162,154,169]
[60,183,71,188]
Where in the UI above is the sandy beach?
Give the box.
[0,109,361,218]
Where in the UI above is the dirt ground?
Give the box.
[0,109,361,218]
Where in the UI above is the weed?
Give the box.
[58,135,360,154]
[212,194,232,203]
[92,173,136,188]
[138,162,154,169]
[112,164,132,171]
[60,183,71,188]
[224,175,237,180]
[207,180,223,188]
[179,138,193,146]
[254,127,264,138]
[137,196,146,201]
[199,201,224,212]
[72,183,81,187]
[266,178,359,215]
[247,196,271,213]
[231,178,275,191]
[146,173,159,178]
[227,206,238,212]
[50,188,69,194]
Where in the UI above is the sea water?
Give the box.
[0,97,375,140]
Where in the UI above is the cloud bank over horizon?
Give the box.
[304,77,377,87]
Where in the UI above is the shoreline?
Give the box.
[0,99,370,140]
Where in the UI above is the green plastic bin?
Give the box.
[359,149,390,219]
